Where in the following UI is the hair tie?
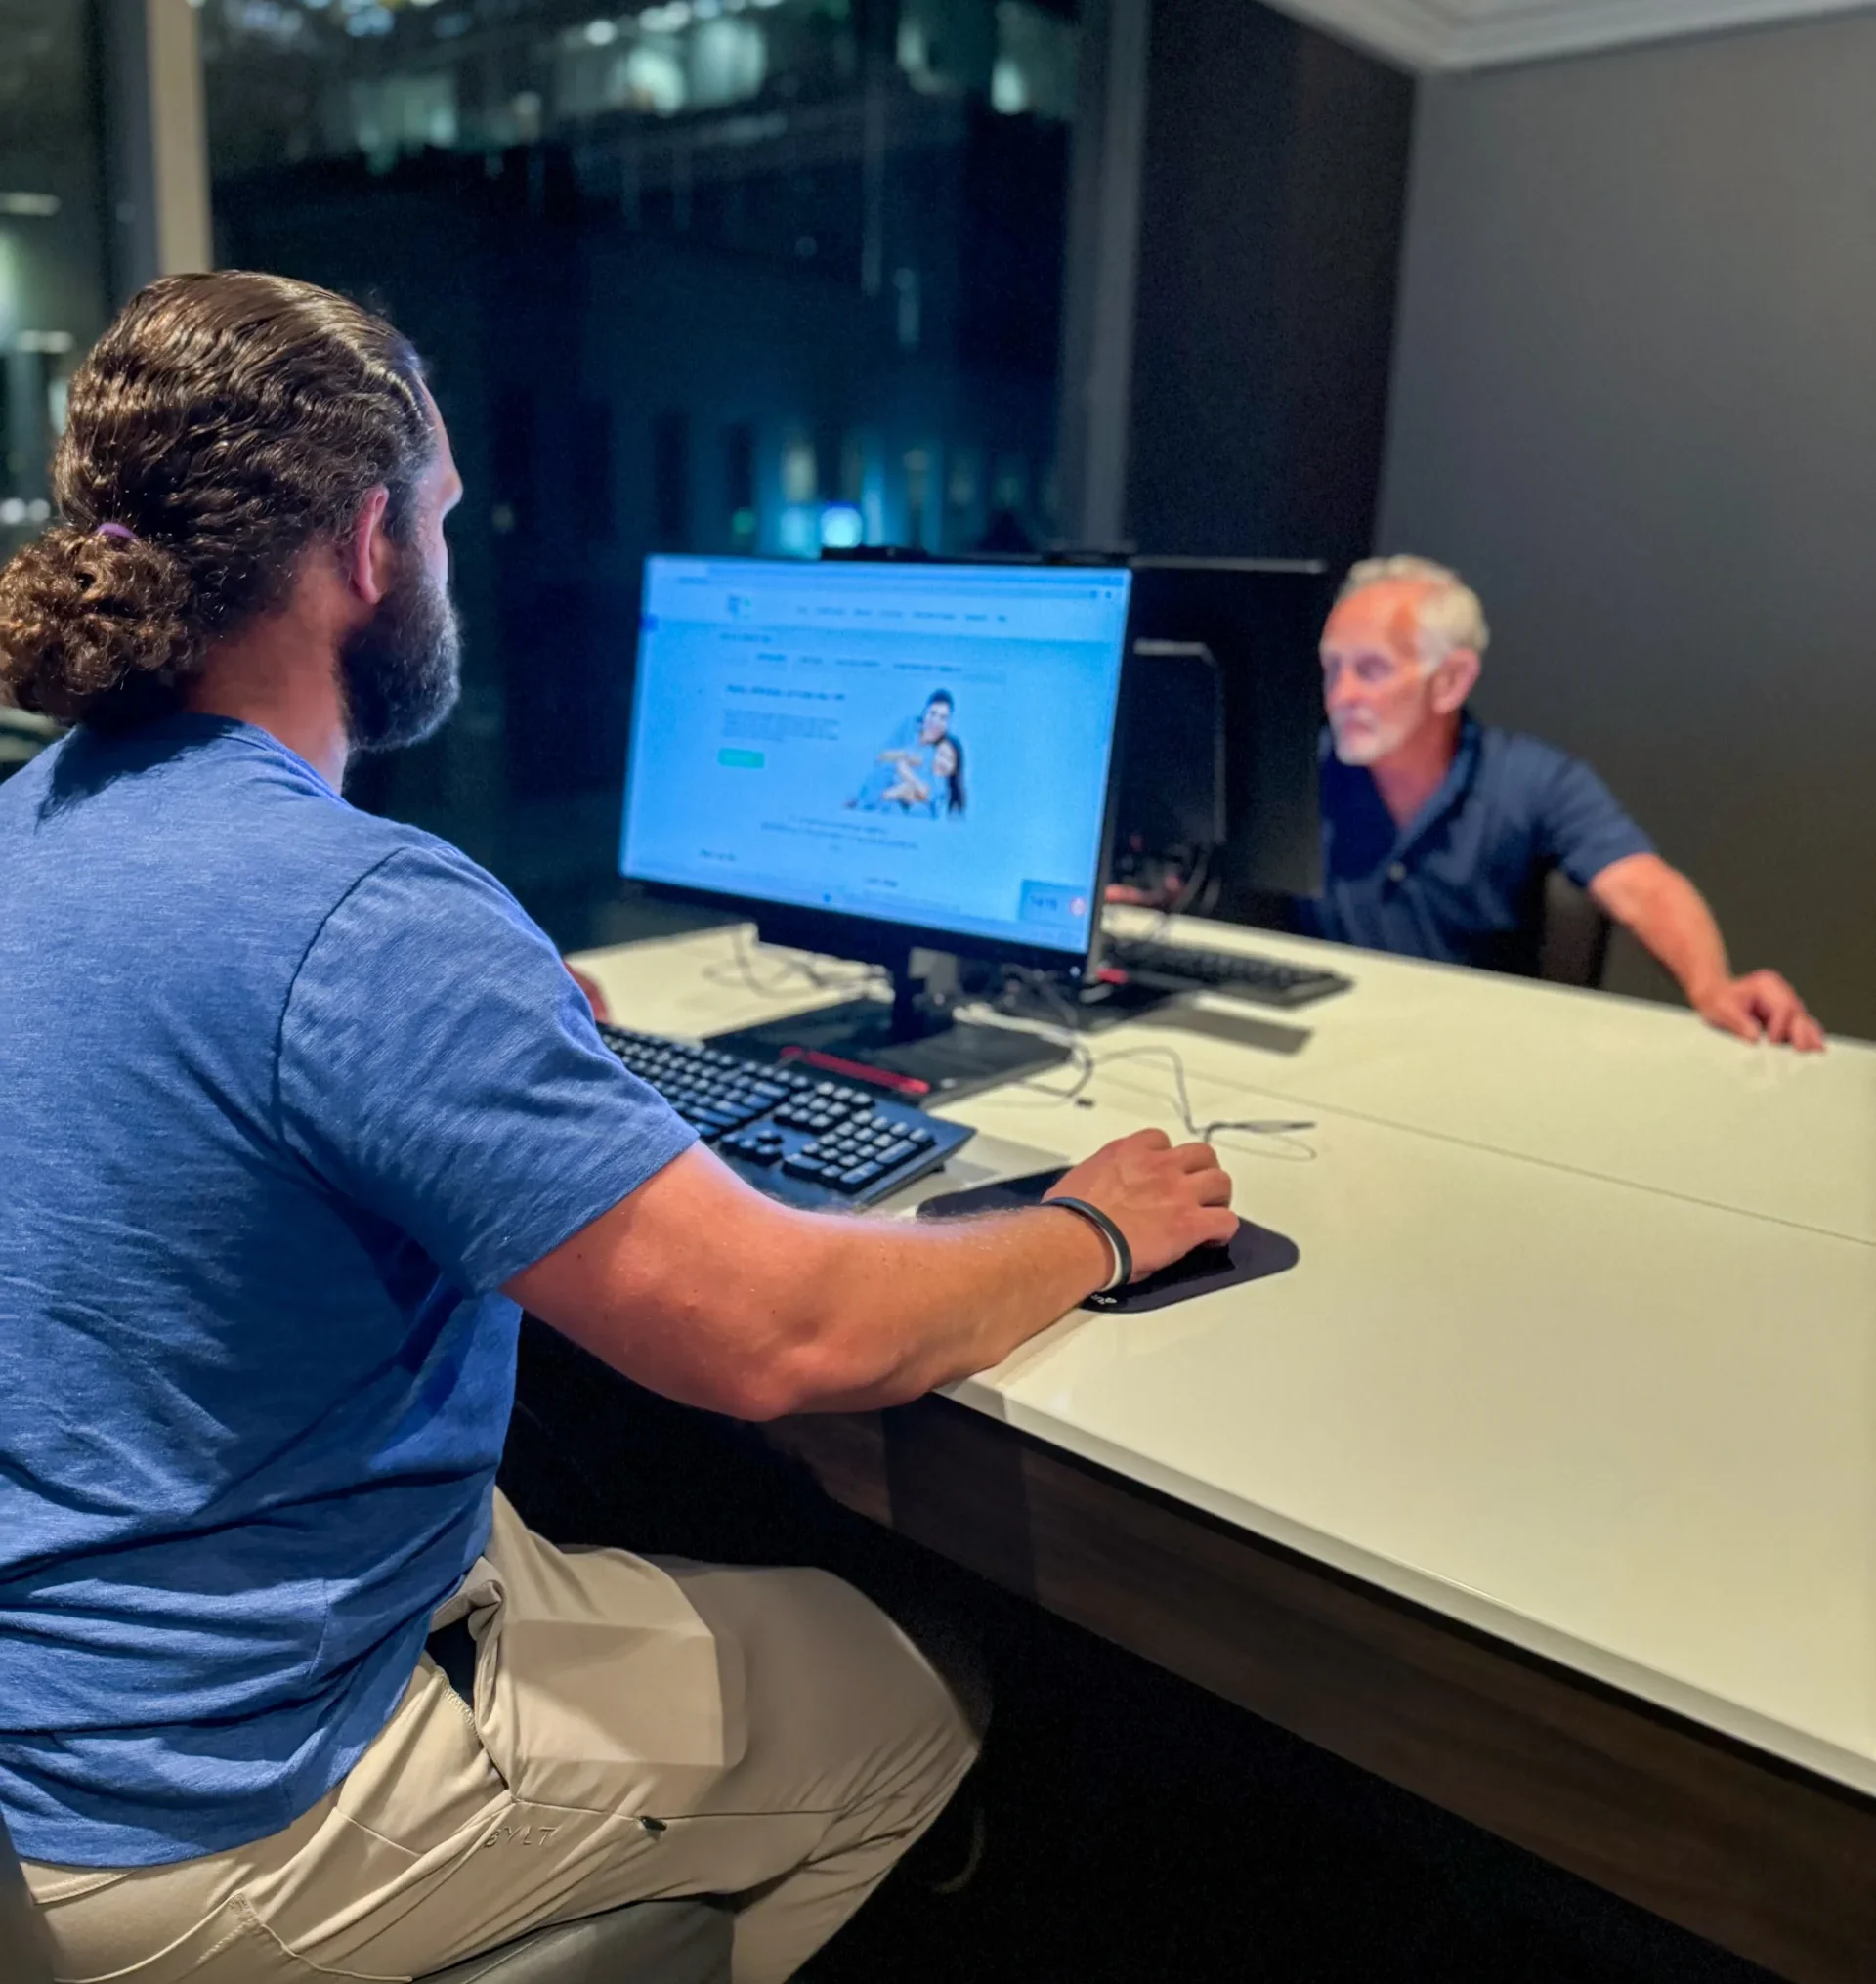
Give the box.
[94,522,139,544]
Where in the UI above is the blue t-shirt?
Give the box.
[1299,716,1653,976]
[0,715,695,1869]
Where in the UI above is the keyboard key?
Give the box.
[599,1024,970,1210]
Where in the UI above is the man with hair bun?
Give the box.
[0,273,1237,1978]
[1307,554,1822,1051]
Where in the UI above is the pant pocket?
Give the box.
[462,1494,746,1816]
[23,1865,126,1906]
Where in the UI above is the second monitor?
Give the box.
[1122,557,1334,914]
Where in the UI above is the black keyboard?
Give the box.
[598,1025,974,1210]
[1101,934,1351,1009]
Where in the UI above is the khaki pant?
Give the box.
[26,1493,979,1984]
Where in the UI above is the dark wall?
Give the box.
[1125,0,1413,565]
[1379,14,1876,1038]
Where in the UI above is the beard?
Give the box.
[338,547,462,754]
[1329,705,1418,767]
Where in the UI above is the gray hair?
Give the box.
[1339,555,1489,672]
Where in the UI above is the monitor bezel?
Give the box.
[618,552,1135,981]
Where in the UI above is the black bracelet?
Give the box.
[1045,1196,1132,1293]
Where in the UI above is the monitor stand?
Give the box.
[707,947,1071,1101]
[994,970,1180,1034]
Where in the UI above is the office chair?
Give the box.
[0,1806,732,1984]
[1536,867,1613,990]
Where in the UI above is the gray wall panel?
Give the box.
[1127,0,1413,567]
[1379,15,1876,1037]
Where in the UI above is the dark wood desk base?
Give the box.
[767,1399,1876,1984]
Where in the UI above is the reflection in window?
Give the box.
[779,429,817,505]
[724,420,757,551]
[652,409,691,547]
[992,0,1076,119]
[203,0,1080,927]
[0,2,110,558]
[572,401,618,541]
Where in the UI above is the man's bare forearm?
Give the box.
[759,1130,1234,1410]
[509,1149,1112,1420]
[509,1131,1237,1421]
[1586,852,1822,1048]
[1590,852,1728,1001]
[784,1205,1113,1413]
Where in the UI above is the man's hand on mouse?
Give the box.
[1047,1128,1236,1282]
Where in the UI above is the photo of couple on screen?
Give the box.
[847,688,968,819]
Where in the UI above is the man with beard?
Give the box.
[1303,555,1822,1050]
[0,274,1235,1979]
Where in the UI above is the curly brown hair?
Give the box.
[0,271,432,732]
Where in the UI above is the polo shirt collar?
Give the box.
[1389,713,1484,865]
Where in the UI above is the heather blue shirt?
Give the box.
[1300,716,1653,976]
[0,715,695,1868]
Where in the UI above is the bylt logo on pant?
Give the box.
[481,1822,561,1849]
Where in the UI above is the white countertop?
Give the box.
[571,919,1876,1797]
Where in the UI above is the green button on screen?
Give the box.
[717,748,765,769]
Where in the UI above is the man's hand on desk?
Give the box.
[1688,970,1826,1054]
[506,1130,1235,1422]
[1047,1128,1237,1279]
[1589,854,1824,1053]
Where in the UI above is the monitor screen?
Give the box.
[620,556,1133,964]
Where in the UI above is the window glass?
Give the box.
[201,0,1080,935]
[0,1,110,553]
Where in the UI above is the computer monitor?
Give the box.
[1110,638,1227,887]
[619,555,1134,1091]
[1126,558,1334,910]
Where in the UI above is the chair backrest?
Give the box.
[1536,866,1613,989]
[0,1810,57,1984]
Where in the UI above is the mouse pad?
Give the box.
[917,1168,1300,1314]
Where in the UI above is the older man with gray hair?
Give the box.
[1304,554,1822,1050]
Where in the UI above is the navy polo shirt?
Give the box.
[1299,716,1653,976]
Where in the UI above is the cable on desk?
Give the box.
[704,926,887,1000]
[986,970,1318,1161]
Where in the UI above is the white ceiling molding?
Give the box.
[1264,0,1455,66]
[1267,0,1876,70]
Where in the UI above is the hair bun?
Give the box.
[0,523,201,730]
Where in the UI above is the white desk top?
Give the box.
[571,921,1876,1797]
